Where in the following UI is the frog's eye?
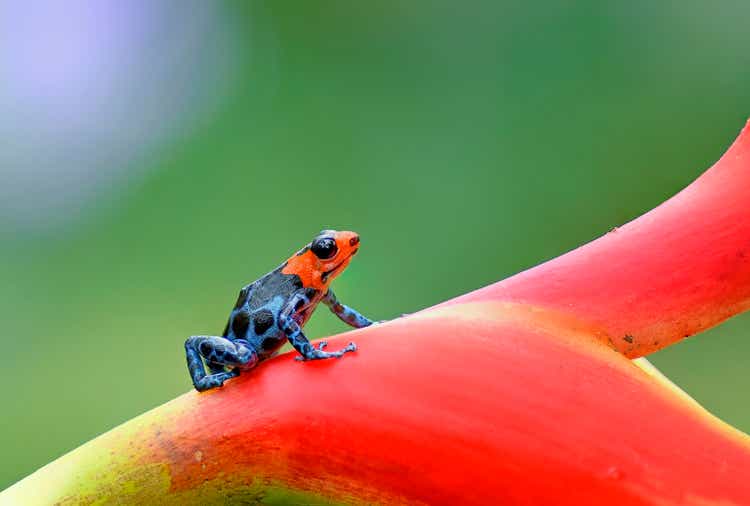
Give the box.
[311,237,338,259]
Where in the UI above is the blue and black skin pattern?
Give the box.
[185,229,379,391]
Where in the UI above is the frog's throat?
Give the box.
[321,255,354,283]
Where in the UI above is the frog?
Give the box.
[184,229,378,391]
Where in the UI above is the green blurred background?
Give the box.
[1,0,750,490]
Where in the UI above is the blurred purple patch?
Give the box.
[0,0,242,232]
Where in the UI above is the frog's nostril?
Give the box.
[349,236,360,247]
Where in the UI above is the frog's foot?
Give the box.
[316,340,328,351]
[192,370,238,392]
[295,341,357,361]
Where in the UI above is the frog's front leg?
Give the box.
[185,336,259,391]
[279,296,357,361]
[322,289,376,328]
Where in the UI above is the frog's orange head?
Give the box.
[282,229,361,289]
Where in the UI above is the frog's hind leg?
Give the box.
[185,336,258,392]
[206,359,227,375]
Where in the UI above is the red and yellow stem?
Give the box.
[4,122,750,505]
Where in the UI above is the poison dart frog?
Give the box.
[185,229,379,391]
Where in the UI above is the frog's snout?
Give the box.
[349,235,360,247]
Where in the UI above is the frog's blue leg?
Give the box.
[206,360,227,375]
[279,295,357,361]
[185,336,259,391]
[322,289,375,328]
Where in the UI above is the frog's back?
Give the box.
[222,267,306,358]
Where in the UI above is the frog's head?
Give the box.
[283,229,361,289]
[308,229,360,284]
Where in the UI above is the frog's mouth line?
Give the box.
[321,249,358,282]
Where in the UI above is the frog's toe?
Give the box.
[316,340,328,351]
[345,342,357,352]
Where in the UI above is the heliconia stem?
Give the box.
[3,121,750,506]
[445,119,750,357]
